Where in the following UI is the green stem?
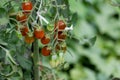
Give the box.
[33,39,40,80]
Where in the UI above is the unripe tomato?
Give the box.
[55,20,66,30]
[16,12,27,23]
[47,24,54,31]
[41,35,50,45]
[22,1,33,13]
[61,44,67,53]
[41,46,51,56]
[20,26,29,36]
[25,34,34,44]
[55,43,67,53]
[34,28,45,39]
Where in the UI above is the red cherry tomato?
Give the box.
[41,46,51,56]
[55,20,66,30]
[22,1,33,13]
[41,35,50,45]
[34,28,45,39]
[16,12,27,23]
[58,31,66,40]
[20,26,29,36]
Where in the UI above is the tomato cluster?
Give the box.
[41,20,67,56]
[15,0,34,44]
[15,0,68,58]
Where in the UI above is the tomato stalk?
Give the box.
[33,39,41,80]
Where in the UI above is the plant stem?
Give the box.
[33,39,40,80]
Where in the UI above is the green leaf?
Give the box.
[16,54,32,71]
[23,71,32,80]
[0,8,7,17]
[89,36,97,46]
[0,39,8,46]
[0,7,9,25]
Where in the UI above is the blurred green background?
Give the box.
[58,0,120,80]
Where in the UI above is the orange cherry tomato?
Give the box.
[34,28,45,39]
[22,1,33,13]
[41,46,51,56]
[41,35,50,45]
[25,35,34,44]
[20,26,29,36]
[16,12,27,23]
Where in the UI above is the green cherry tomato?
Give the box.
[47,24,54,31]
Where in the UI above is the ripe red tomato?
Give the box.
[22,1,33,13]
[55,20,66,30]
[41,46,51,56]
[16,12,27,23]
[58,31,66,40]
[20,26,29,36]
[41,35,50,45]
[34,28,45,39]
[25,35,34,44]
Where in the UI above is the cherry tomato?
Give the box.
[16,12,27,23]
[25,35,34,44]
[58,31,66,40]
[55,43,67,53]
[34,28,45,39]
[20,26,29,36]
[22,1,33,13]
[47,24,54,31]
[41,46,51,56]
[55,20,66,30]
[61,45,67,53]
[41,35,50,45]
[55,43,60,51]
